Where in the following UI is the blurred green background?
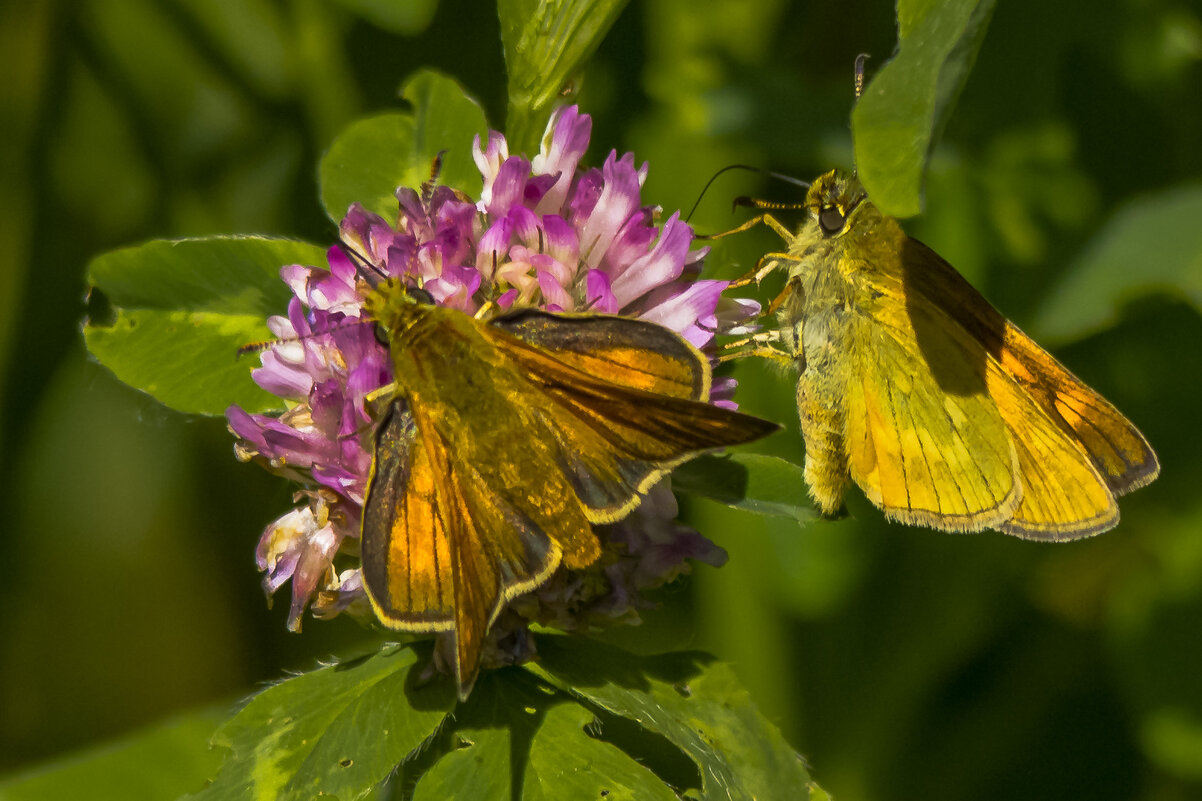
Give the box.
[2,1,1200,799]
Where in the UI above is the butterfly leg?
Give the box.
[718,281,797,365]
[706,212,799,288]
[716,330,794,366]
[727,252,796,289]
[707,210,797,242]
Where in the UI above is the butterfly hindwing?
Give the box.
[361,403,456,631]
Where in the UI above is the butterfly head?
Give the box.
[361,278,437,346]
[806,169,869,238]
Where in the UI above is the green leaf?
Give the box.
[852,0,997,217]
[409,669,547,801]
[673,453,817,525]
[83,236,326,416]
[409,717,512,799]
[0,705,228,801]
[498,0,629,153]
[405,663,686,800]
[319,69,489,222]
[84,639,811,800]
[85,308,278,416]
[328,0,439,34]
[408,637,812,799]
[411,666,681,800]
[87,236,313,315]
[531,636,815,801]
[188,644,455,801]
[524,704,680,801]
[1032,182,1202,343]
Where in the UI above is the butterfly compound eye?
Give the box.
[818,205,846,235]
[409,286,436,306]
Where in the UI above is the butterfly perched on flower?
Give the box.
[359,277,777,697]
[228,105,779,699]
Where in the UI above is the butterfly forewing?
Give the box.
[903,236,1160,496]
[899,236,1140,537]
[493,310,707,399]
[486,312,779,521]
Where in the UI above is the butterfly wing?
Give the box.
[494,311,708,398]
[362,307,774,697]
[837,269,1023,531]
[905,237,1158,495]
[361,402,455,632]
[490,311,780,521]
[900,238,1148,538]
[827,214,1143,538]
[361,397,594,698]
[986,373,1120,539]
[837,291,1122,539]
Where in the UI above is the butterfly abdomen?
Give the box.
[793,276,859,517]
[797,372,852,516]
[776,234,863,517]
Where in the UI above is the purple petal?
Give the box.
[538,214,579,265]
[227,405,271,452]
[477,217,514,278]
[509,205,542,245]
[637,280,727,347]
[532,106,592,214]
[609,213,693,306]
[530,252,573,289]
[599,209,657,277]
[342,204,401,269]
[567,167,603,222]
[715,295,763,335]
[584,270,618,314]
[537,271,574,311]
[473,131,510,207]
[485,156,533,217]
[710,375,739,409]
[252,350,314,398]
[576,152,643,271]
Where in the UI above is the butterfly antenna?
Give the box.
[686,165,811,224]
[854,53,870,99]
[850,53,872,182]
[236,317,370,360]
[236,338,282,359]
[422,150,448,203]
[731,196,806,213]
[337,235,392,286]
